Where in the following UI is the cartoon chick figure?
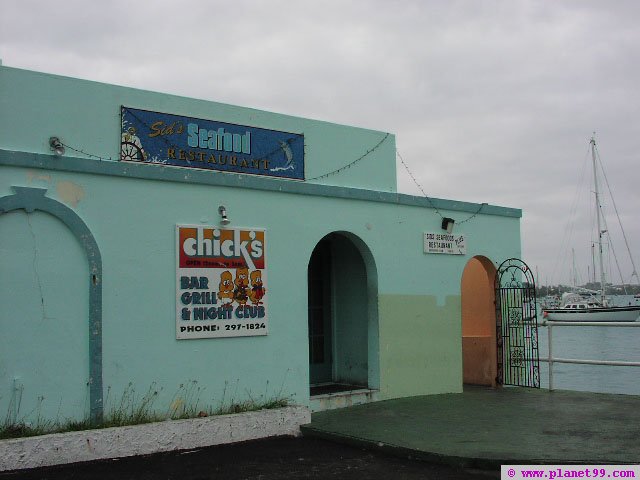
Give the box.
[249,270,266,306]
[233,267,250,306]
[217,271,234,304]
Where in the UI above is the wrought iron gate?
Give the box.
[495,258,540,387]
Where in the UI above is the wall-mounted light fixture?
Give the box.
[49,137,65,156]
[441,217,455,234]
[218,205,230,225]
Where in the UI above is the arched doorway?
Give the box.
[307,232,379,395]
[461,256,497,386]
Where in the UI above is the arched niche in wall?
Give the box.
[0,186,103,423]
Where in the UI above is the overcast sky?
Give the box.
[2,0,639,288]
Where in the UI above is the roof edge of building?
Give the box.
[0,149,521,218]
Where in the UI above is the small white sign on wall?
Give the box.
[424,232,466,255]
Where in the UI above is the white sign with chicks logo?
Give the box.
[176,225,268,339]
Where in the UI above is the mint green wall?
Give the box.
[0,159,520,421]
[0,66,522,424]
[0,66,397,192]
[0,211,90,422]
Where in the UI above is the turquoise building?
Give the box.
[0,64,521,426]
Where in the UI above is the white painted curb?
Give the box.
[0,405,310,472]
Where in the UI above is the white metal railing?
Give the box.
[540,320,640,391]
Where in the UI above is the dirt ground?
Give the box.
[1,435,499,480]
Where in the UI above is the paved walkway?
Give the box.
[302,386,640,468]
[0,436,497,479]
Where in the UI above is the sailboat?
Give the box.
[543,136,640,322]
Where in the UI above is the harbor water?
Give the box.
[536,295,640,395]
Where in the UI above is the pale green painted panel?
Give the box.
[378,294,463,399]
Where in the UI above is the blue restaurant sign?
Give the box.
[120,107,305,180]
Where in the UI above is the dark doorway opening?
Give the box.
[308,237,333,385]
[307,233,371,396]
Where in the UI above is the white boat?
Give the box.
[543,299,640,322]
[543,137,640,322]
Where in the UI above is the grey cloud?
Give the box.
[1,0,639,285]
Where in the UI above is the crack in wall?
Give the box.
[26,214,48,321]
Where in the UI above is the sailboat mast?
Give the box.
[591,243,596,284]
[591,136,607,304]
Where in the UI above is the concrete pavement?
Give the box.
[0,436,498,479]
[3,386,639,478]
[302,386,640,468]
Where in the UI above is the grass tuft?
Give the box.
[1,381,292,440]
